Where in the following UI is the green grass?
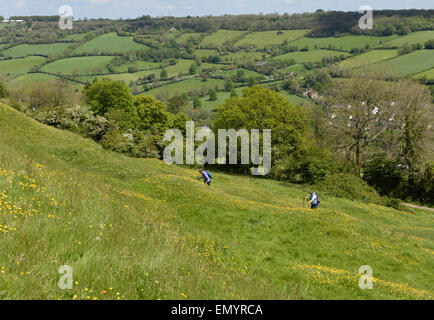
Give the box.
[0,103,433,300]
[113,61,161,73]
[74,33,149,54]
[147,78,225,97]
[272,49,350,63]
[40,56,115,75]
[413,68,434,80]
[2,43,72,58]
[379,31,434,48]
[236,30,308,47]
[279,63,306,74]
[194,49,219,59]
[339,50,398,69]
[202,30,246,47]
[9,73,83,89]
[373,50,434,77]
[220,51,268,63]
[290,35,398,52]
[0,56,47,78]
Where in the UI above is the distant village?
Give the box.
[2,19,25,23]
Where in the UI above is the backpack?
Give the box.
[316,193,320,203]
[206,171,213,179]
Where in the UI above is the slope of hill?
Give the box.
[0,103,433,300]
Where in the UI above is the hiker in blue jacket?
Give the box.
[304,190,319,209]
[199,169,212,186]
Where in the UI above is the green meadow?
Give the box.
[202,30,246,46]
[289,35,399,51]
[339,50,398,69]
[236,30,308,47]
[272,49,350,63]
[379,30,434,48]
[0,103,433,300]
[2,43,72,57]
[0,56,47,77]
[413,68,434,80]
[374,50,434,77]
[74,33,150,54]
[40,56,115,75]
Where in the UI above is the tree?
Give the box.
[160,68,168,79]
[208,88,217,101]
[213,86,308,177]
[193,96,202,109]
[189,63,198,75]
[133,93,170,131]
[167,95,187,114]
[224,79,234,92]
[84,78,134,117]
[323,71,400,171]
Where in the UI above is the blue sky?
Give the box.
[0,0,432,19]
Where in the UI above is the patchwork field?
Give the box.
[147,78,225,96]
[289,35,399,51]
[339,49,398,69]
[413,68,434,80]
[272,49,350,63]
[40,56,115,75]
[202,30,246,47]
[374,50,434,77]
[379,30,434,48]
[0,56,47,77]
[2,43,72,57]
[236,30,309,47]
[74,33,150,54]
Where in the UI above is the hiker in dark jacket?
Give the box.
[199,169,212,186]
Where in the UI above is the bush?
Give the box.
[313,173,382,203]
[0,81,8,98]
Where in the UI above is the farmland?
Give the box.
[1,22,433,125]
[236,30,308,47]
[374,50,434,77]
[74,33,150,54]
[40,56,115,75]
[2,43,72,57]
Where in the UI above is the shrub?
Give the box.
[313,173,382,203]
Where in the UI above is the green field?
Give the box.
[74,33,150,54]
[221,51,267,63]
[339,50,398,69]
[1,103,433,300]
[114,61,161,73]
[272,49,350,63]
[413,68,434,80]
[40,56,115,75]
[236,30,308,47]
[0,56,47,77]
[374,50,434,77]
[379,30,434,48]
[289,35,398,51]
[279,63,306,74]
[202,30,246,47]
[9,73,82,89]
[148,78,225,97]
[2,43,72,57]
[194,49,219,59]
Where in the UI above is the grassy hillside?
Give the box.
[0,56,47,78]
[374,50,434,77]
[40,56,115,75]
[338,50,398,69]
[3,43,72,57]
[0,103,433,300]
[74,33,150,54]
